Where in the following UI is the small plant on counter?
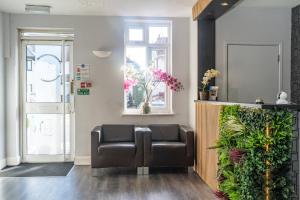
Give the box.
[201,69,220,92]
[199,69,220,100]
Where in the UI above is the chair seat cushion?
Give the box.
[98,142,135,153]
[152,142,186,149]
[150,142,187,167]
[96,142,136,167]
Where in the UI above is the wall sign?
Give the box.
[76,64,90,81]
[80,81,92,88]
[77,88,90,95]
[76,64,92,95]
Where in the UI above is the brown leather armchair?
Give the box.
[144,124,194,167]
[91,125,144,168]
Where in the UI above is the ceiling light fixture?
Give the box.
[221,2,229,6]
[79,0,104,7]
[25,5,51,15]
[93,50,112,58]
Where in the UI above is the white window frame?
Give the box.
[123,19,173,115]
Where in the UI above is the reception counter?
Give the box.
[194,101,261,190]
[194,100,300,199]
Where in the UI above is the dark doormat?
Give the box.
[0,162,74,177]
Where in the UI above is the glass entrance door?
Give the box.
[21,40,74,162]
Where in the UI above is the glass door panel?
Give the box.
[26,45,63,103]
[26,114,64,155]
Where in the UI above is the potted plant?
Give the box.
[124,66,184,114]
[200,69,220,100]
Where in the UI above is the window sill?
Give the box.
[122,112,175,116]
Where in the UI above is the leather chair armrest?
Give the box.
[134,127,149,148]
[91,126,102,151]
[141,127,152,150]
[91,126,102,168]
[180,125,194,158]
[134,127,150,166]
[142,128,152,165]
[92,126,102,142]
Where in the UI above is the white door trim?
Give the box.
[20,39,75,163]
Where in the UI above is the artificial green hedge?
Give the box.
[216,105,293,200]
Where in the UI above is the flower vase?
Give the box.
[199,91,209,100]
[142,102,151,114]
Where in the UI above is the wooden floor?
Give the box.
[0,166,217,200]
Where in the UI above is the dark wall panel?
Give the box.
[198,19,215,91]
[292,5,300,104]
[291,5,300,200]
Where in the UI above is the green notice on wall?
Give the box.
[77,88,90,95]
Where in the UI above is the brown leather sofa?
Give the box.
[91,125,144,168]
[144,124,194,167]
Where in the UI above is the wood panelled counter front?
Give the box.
[195,102,222,190]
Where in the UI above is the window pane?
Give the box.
[26,45,62,103]
[151,48,167,70]
[129,28,144,42]
[126,47,146,69]
[126,46,147,109]
[149,26,169,44]
[151,49,167,108]
[152,83,166,108]
[126,86,145,109]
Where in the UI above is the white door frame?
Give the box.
[20,39,75,163]
[224,42,283,101]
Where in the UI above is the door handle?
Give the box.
[71,80,74,95]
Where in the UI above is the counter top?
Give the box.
[194,100,300,111]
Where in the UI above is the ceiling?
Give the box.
[239,0,300,8]
[0,0,197,17]
[0,0,298,17]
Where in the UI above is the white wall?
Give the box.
[6,14,190,163]
[0,12,7,169]
[216,7,292,101]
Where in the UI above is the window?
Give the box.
[124,20,172,114]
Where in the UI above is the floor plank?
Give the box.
[0,166,217,200]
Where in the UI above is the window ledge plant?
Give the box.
[124,65,183,114]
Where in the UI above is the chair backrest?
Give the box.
[102,125,134,142]
[148,124,180,141]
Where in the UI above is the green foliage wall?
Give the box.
[216,105,293,200]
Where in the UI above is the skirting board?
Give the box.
[74,156,91,165]
[6,156,21,166]
[0,158,6,170]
